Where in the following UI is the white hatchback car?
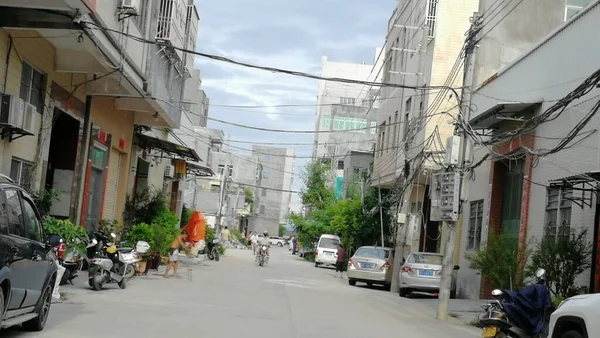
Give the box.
[548,293,600,338]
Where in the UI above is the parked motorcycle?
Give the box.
[119,241,151,278]
[256,244,269,267]
[206,239,220,261]
[87,231,128,291]
[479,268,554,338]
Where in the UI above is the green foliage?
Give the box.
[149,223,179,256]
[100,220,124,242]
[279,225,286,237]
[181,204,193,226]
[31,189,61,217]
[552,295,564,309]
[292,162,393,255]
[243,188,254,212]
[205,226,216,242]
[124,223,154,248]
[124,188,169,226]
[43,217,88,255]
[230,229,242,241]
[466,232,528,290]
[153,209,179,228]
[527,228,592,298]
[300,161,334,211]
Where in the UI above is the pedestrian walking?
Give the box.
[291,236,297,255]
[251,231,259,254]
[334,243,346,279]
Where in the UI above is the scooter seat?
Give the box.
[117,247,134,253]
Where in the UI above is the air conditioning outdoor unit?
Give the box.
[164,164,174,178]
[22,102,36,134]
[121,0,140,15]
[0,94,25,128]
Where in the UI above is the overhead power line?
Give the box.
[79,21,460,92]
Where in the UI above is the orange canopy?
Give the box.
[182,211,206,242]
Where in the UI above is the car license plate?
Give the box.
[481,326,497,338]
[360,263,374,269]
[325,252,334,256]
[419,270,434,276]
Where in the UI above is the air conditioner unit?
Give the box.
[120,0,140,15]
[22,102,36,134]
[164,165,174,178]
[0,94,25,128]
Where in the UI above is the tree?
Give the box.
[527,228,592,298]
[300,161,334,211]
[466,232,528,290]
[243,188,254,212]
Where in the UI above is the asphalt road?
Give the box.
[1,246,479,338]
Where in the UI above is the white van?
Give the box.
[314,234,340,268]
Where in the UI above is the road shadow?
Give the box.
[0,302,87,337]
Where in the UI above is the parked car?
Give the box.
[347,246,393,289]
[269,236,286,247]
[548,293,599,338]
[0,175,63,331]
[398,252,456,298]
[315,234,340,268]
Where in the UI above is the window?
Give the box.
[10,158,32,191]
[379,122,386,156]
[333,116,345,130]
[468,200,484,250]
[403,98,412,141]
[259,205,265,214]
[340,97,355,105]
[318,237,339,249]
[262,169,270,179]
[262,188,267,197]
[22,197,42,242]
[419,100,424,117]
[393,111,399,147]
[544,188,572,238]
[408,253,443,265]
[227,165,233,177]
[320,115,331,130]
[217,164,225,175]
[426,0,439,38]
[337,160,344,170]
[355,247,390,259]
[19,62,44,113]
[5,189,25,237]
[565,0,591,21]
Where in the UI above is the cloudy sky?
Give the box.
[192,0,395,214]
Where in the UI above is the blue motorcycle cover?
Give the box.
[502,284,554,334]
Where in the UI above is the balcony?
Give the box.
[0,0,192,128]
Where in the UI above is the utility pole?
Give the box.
[216,157,229,237]
[436,12,480,321]
[378,177,384,247]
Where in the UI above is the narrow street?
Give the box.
[3,247,477,338]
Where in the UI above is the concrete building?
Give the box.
[312,52,383,162]
[252,146,294,236]
[0,0,199,232]
[372,0,478,258]
[341,150,373,199]
[456,0,600,299]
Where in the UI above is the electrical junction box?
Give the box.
[396,212,407,224]
[430,170,461,222]
[444,135,461,166]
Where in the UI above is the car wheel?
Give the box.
[23,280,53,331]
[348,279,357,286]
[561,330,584,338]
[118,276,127,290]
[314,262,319,268]
[0,286,4,326]
[277,242,283,247]
[399,288,410,298]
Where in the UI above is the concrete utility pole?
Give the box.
[216,157,229,237]
[436,13,480,321]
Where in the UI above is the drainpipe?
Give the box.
[73,95,93,227]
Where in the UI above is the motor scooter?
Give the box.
[118,241,151,278]
[206,239,220,261]
[479,268,554,338]
[87,232,128,291]
[256,244,269,267]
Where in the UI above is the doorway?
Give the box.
[83,144,109,232]
[45,109,80,218]
[499,158,524,236]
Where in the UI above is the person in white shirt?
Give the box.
[258,231,271,257]
[250,232,259,255]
